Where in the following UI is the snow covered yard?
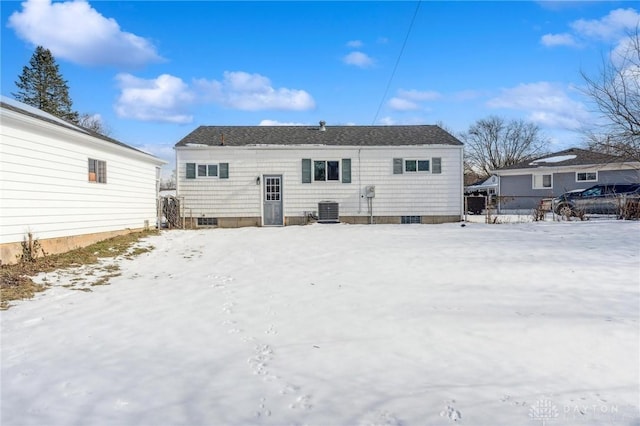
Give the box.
[1,221,639,426]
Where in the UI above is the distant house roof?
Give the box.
[1,96,162,161]
[175,123,463,147]
[465,175,498,192]
[494,148,631,172]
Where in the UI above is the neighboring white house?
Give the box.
[174,122,464,227]
[492,147,640,212]
[464,175,498,196]
[0,97,166,264]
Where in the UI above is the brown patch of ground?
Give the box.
[0,230,158,310]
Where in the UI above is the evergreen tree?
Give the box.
[13,46,79,123]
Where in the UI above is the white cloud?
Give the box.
[540,33,578,47]
[387,89,441,111]
[346,40,363,48]
[115,70,315,121]
[397,89,441,102]
[135,142,175,164]
[611,37,640,68]
[487,82,590,130]
[388,97,420,111]
[343,51,374,68]
[194,71,315,111]
[542,8,640,50]
[570,8,640,41]
[7,0,162,68]
[378,116,396,125]
[259,120,307,126]
[115,74,195,123]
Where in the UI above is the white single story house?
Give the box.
[0,97,166,264]
[174,122,464,227]
[492,147,640,212]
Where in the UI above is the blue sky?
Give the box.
[2,1,639,177]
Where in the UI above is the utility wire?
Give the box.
[372,0,422,125]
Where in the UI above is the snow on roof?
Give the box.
[529,154,577,165]
[0,95,88,134]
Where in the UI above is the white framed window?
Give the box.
[393,157,441,174]
[88,158,107,183]
[197,164,218,177]
[532,174,552,189]
[576,171,597,182]
[302,159,351,183]
[405,159,430,172]
[314,160,340,181]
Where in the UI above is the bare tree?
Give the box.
[78,113,111,136]
[160,170,176,190]
[436,120,483,184]
[460,116,550,178]
[581,28,640,162]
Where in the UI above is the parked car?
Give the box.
[552,183,640,216]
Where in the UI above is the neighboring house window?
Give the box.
[186,163,228,179]
[302,158,351,183]
[88,158,106,183]
[394,158,439,174]
[532,174,552,189]
[576,171,597,182]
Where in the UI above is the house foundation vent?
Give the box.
[318,201,339,223]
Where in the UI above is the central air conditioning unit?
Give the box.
[318,201,339,223]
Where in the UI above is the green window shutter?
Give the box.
[342,159,351,183]
[219,163,229,179]
[186,163,196,179]
[393,158,403,174]
[302,159,311,183]
[433,157,442,174]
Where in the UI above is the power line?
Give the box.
[372,1,422,125]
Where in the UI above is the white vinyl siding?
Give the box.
[177,146,462,219]
[0,108,164,245]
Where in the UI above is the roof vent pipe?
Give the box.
[319,120,326,132]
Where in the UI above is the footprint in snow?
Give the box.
[265,325,278,335]
[255,398,272,418]
[280,384,300,395]
[440,404,462,422]
[289,395,312,410]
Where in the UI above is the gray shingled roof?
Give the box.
[496,147,630,170]
[175,124,463,147]
[1,99,159,159]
